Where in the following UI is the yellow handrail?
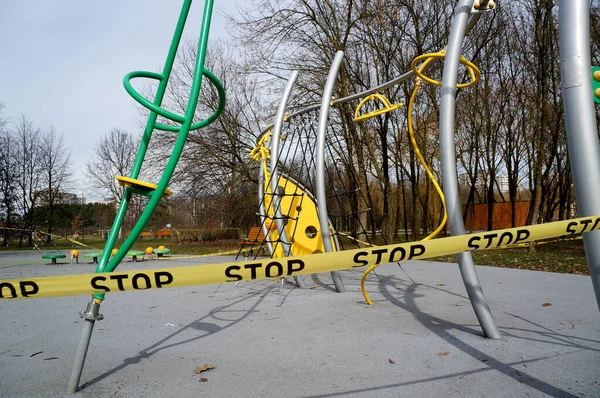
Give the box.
[354,93,403,121]
[361,50,481,304]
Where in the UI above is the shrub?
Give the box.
[176,228,240,242]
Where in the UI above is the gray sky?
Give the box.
[0,0,241,201]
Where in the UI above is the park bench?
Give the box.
[238,226,267,256]
[83,253,103,264]
[42,253,66,264]
[125,231,152,238]
[126,251,146,262]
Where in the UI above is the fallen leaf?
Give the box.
[542,302,553,307]
[199,378,208,383]
[388,358,395,364]
[436,283,444,286]
[194,364,215,375]
[439,351,449,356]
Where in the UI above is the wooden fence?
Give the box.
[463,201,529,230]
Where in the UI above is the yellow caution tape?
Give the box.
[1,215,598,300]
[156,249,242,260]
[0,227,103,251]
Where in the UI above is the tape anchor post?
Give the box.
[67,298,104,393]
[79,300,104,321]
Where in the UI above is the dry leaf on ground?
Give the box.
[199,378,208,383]
[439,351,449,356]
[388,359,395,364]
[194,364,215,375]
[542,302,553,307]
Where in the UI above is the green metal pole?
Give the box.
[68,0,224,393]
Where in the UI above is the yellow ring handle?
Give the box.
[411,52,480,89]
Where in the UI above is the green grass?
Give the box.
[0,236,241,257]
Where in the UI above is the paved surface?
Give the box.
[0,250,599,397]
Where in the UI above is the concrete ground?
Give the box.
[0,250,599,397]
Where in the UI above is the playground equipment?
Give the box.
[63,0,600,393]
[67,0,224,392]
[240,0,600,339]
[41,253,66,264]
[241,1,499,336]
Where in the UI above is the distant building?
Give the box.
[59,192,86,205]
[458,173,510,194]
[37,191,86,206]
[497,175,510,193]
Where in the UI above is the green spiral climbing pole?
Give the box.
[95,0,225,285]
[67,0,225,393]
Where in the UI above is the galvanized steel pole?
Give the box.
[439,0,501,338]
[559,0,600,309]
[315,51,346,293]
[270,71,306,288]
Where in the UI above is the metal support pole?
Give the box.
[67,299,104,394]
[315,51,346,293]
[439,0,501,338]
[270,71,306,288]
[559,0,600,310]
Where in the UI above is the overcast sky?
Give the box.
[0,0,241,201]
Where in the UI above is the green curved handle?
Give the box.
[123,70,186,123]
[154,69,226,131]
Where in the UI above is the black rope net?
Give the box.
[236,107,390,262]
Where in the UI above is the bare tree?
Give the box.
[0,104,19,245]
[86,128,138,203]
[140,41,268,228]
[38,126,71,242]
[12,115,43,245]
[206,0,580,235]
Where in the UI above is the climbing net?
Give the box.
[238,106,387,262]
[235,46,478,298]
